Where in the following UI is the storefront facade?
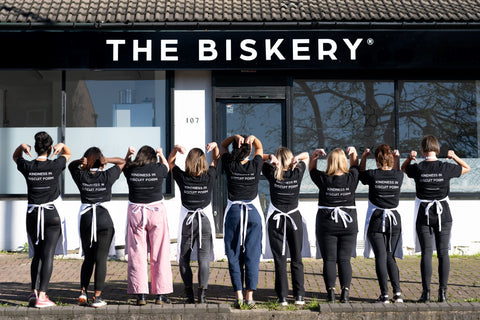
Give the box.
[1,1,480,256]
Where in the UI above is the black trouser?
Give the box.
[179,213,212,289]
[367,232,401,295]
[416,221,452,291]
[26,207,62,292]
[268,211,305,299]
[80,207,115,292]
[317,231,356,289]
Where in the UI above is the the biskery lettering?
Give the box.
[106,38,364,62]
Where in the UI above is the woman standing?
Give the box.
[13,131,71,308]
[310,147,359,303]
[359,145,404,303]
[69,147,126,308]
[221,134,265,309]
[401,135,470,302]
[262,147,309,306]
[168,142,219,304]
[123,146,172,306]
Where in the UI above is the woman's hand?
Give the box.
[409,150,417,161]
[361,148,371,159]
[156,148,164,157]
[127,146,135,157]
[174,145,186,154]
[206,142,217,153]
[312,148,326,159]
[51,143,64,157]
[270,154,279,167]
[22,143,32,157]
[346,146,357,157]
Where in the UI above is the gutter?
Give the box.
[1,20,480,30]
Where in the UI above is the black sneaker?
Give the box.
[28,292,37,308]
[233,299,243,309]
[376,295,390,304]
[277,297,288,306]
[295,296,305,305]
[392,292,403,303]
[155,294,171,304]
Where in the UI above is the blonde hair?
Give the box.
[274,147,294,181]
[326,148,349,176]
[185,148,208,177]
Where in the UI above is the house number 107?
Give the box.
[186,117,199,124]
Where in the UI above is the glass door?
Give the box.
[213,100,285,233]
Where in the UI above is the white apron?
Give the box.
[223,196,266,255]
[263,202,311,259]
[413,196,451,253]
[78,202,116,256]
[363,200,403,259]
[315,205,357,259]
[176,204,216,262]
[27,196,67,258]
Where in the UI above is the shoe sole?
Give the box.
[295,301,305,305]
[35,303,55,308]
[91,303,107,308]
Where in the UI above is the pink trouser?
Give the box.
[127,202,173,295]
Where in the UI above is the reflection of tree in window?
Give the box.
[69,80,97,127]
[399,81,476,158]
[293,81,394,153]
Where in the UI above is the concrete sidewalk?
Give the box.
[1,253,479,307]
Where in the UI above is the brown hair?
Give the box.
[273,147,294,181]
[185,148,208,177]
[326,148,349,176]
[128,145,157,168]
[421,135,440,154]
[82,147,104,171]
[374,144,394,168]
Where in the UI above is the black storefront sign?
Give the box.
[0,30,479,71]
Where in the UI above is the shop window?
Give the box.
[398,81,478,193]
[293,80,395,194]
[293,80,479,194]
[64,71,167,194]
[0,71,62,194]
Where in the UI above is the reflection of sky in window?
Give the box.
[226,102,282,153]
[85,80,155,127]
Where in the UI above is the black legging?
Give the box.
[26,207,62,292]
[80,206,115,292]
[268,211,305,298]
[179,213,212,289]
[416,221,452,291]
[367,232,401,295]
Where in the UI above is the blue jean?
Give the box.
[224,204,262,291]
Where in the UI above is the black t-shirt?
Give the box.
[310,166,360,207]
[70,165,121,204]
[123,163,169,203]
[221,153,263,201]
[359,169,404,208]
[172,165,217,211]
[405,160,462,200]
[17,157,67,204]
[262,161,306,212]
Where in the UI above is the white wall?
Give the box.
[2,198,479,258]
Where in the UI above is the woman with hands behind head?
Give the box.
[69,147,125,308]
[309,147,359,303]
[220,134,264,309]
[359,145,404,304]
[123,146,172,306]
[401,135,470,303]
[168,142,219,304]
[262,147,309,306]
[13,132,71,308]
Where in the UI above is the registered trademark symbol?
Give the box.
[367,38,374,45]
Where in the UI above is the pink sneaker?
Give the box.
[28,292,37,307]
[35,295,56,308]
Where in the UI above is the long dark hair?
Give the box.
[34,131,53,156]
[230,135,251,162]
[128,145,157,168]
[82,147,104,171]
[374,144,394,168]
